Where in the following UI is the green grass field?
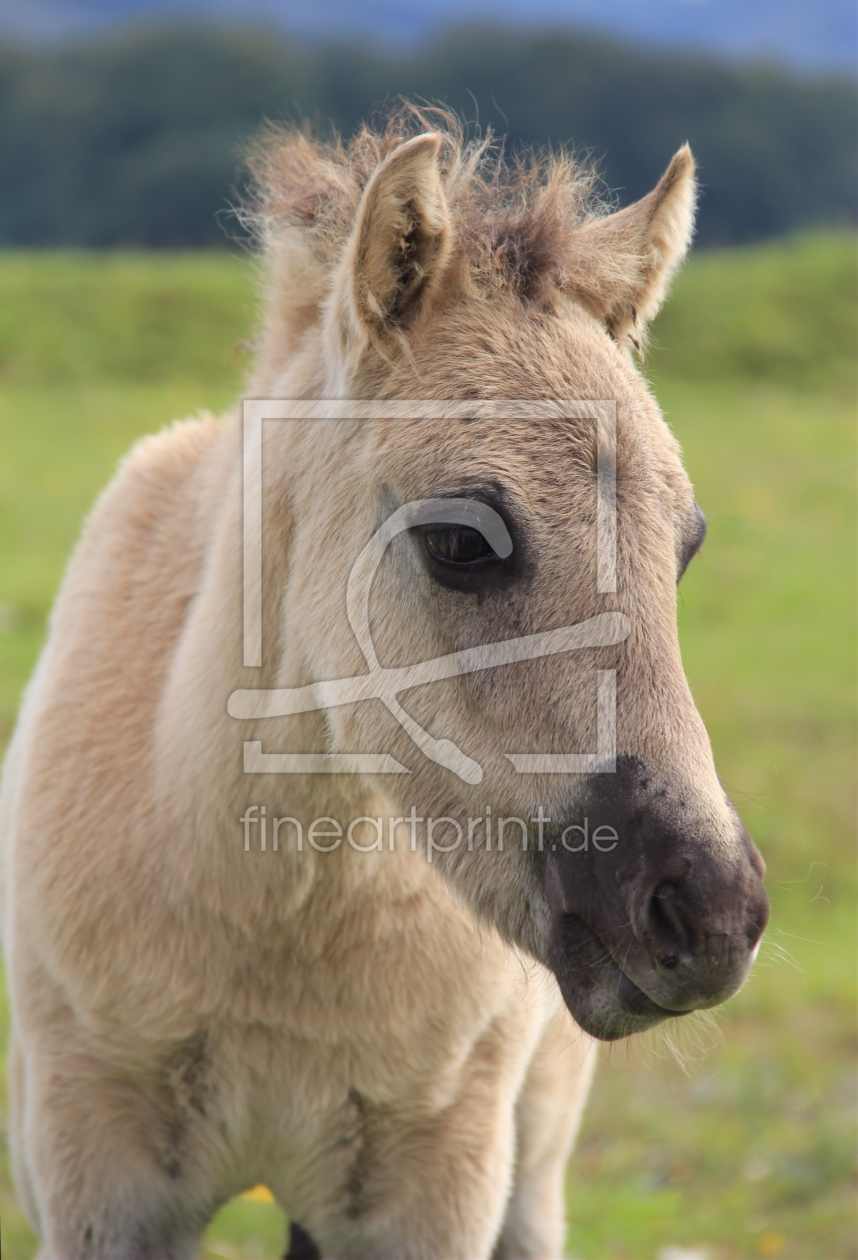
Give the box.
[0,234,855,1260]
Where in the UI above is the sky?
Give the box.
[0,0,855,71]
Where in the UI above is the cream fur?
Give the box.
[1,112,729,1260]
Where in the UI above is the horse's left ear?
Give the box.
[566,145,696,351]
[346,132,451,347]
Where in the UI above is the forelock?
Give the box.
[245,103,602,298]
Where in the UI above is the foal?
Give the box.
[1,111,767,1259]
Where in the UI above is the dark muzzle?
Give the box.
[543,755,769,1041]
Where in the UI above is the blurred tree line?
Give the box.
[0,23,854,248]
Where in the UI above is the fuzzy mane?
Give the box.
[243,102,696,382]
[243,105,609,380]
[248,104,598,292]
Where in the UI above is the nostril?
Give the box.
[645,881,692,957]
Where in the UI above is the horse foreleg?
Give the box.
[15,1035,213,1260]
[492,997,597,1260]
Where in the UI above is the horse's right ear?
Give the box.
[344,133,451,347]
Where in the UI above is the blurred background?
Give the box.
[0,2,855,1258]
[0,0,856,247]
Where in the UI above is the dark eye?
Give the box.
[678,503,707,583]
[424,525,497,565]
[420,523,507,590]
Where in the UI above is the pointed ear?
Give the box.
[346,132,451,344]
[566,145,696,351]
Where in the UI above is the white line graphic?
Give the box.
[504,669,617,774]
[233,401,623,781]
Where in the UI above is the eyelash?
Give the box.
[419,522,510,591]
[423,525,499,567]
